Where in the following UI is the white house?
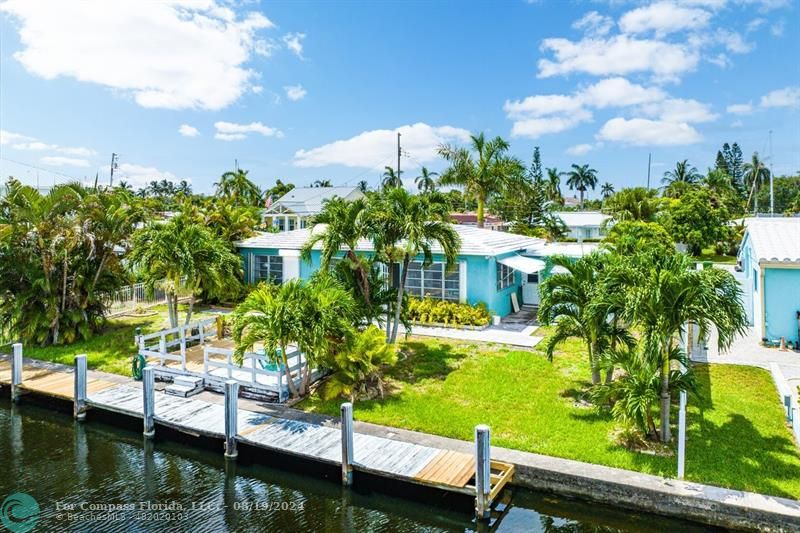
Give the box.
[554,211,611,242]
[263,186,365,231]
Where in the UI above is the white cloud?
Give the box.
[619,1,712,36]
[284,84,307,101]
[0,1,275,110]
[707,53,732,68]
[596,117,702,145]
[730,119,744,128]
[580,77,666,108]
[116,163,179,188]
[572,11,614,36]
[214,121,283,141]
[538,35,700,81]
[770,19,785,36]
[511,113,592,139]
[178,124,200,137]
[294,123,471,169]
[283,32,305,58]
[760,86,800,109]
[0,130,35,145]
[727,102,753,114]
[1,129,94,156]
[746,17,766,32]
[713,29,753,53]
[639,98,718,123]
[40,156,90,167]
[565,143,595,156]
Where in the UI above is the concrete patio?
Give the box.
[399,307,542,348]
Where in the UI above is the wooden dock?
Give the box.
[1,350,514,518]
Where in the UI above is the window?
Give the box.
[497,263,515,291]
[255,255,283,284]
[405,261,460,302]
[527,272,539,283]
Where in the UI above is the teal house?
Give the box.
[738,218,800,344]
[235,225,551,318]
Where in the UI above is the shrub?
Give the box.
[404,297,491,327]
[322,325,398,401]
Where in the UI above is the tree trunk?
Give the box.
[588,341,600,385]
[659,351,671,442]
[476,196,485,228]
[604,367,614,384]
[385,260,395,341]
[579,189,585,209]
[389,256,411,343]
[300,361,310,396]
[168,293,179,329]
[347,250,371,307]
[283,345,300,398]
[184,297,194,326]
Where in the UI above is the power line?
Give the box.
[0,156,84,183]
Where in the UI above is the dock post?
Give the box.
[74,354,88,421]
[143,366,155,438]
[677,390,687,479]
[340,402,354,486]
[475,424,491,520]
[11,343,23,403]
[224,380,239,460]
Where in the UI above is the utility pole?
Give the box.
[769,130,774,216]
[646,152,652,190]
[109,153,118,187]
[397,132,401,180]
[235,158,239,172]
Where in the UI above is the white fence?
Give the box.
[137,317,219,371]
[770,363,800,445]
[104,277,187,316]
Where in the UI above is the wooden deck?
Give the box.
[0,360,117,400]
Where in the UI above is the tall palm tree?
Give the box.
[743,152,770,215]
[381,167,403,189]
[357,180,369,193]
[662,160,701,186]
[609,252,747,442]
[128,216,241,328]
[313,179,333,188]
[415,167,438,193]
[564,164,598,208]
[545,167,562,203]
[438,132,524,227]
[215,169,261,206]
[368,189,461,342]
[600,182,615,200]
[539,253,632,385]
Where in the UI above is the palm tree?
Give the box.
[368,189,461,342]
[128,216,242,328]
[662,160,701,186]
[381,167,403,189]
[357,180,369,193]
[415,167,438,193]
[176,180,192,196]
[600,182,615,199]
[743,152,770,215]
[610,252,747,442]
[215,169,261,206]
[438,132,524,227]
[539,253,632,385]
[545,167,562,204]
[313,179,333,188]
[602,187,660,222]
[564,164,598,208]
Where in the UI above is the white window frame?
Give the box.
[254,255,284,284]
[405,261,460,302]
[496,262,515,291]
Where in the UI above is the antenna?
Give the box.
[769,130,774,216]
[109,153,119,187]
[397,132,401,180]
[646,152,652,189]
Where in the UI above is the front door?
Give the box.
[522,272,539,306]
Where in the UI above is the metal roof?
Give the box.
[265,187,363,216]
[236,224,546,257]
[744,217,800,264]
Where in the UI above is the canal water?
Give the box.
[0,400,719,532]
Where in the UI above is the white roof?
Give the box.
[744,217,800,264]
[555,211,610,228]
[265,187,362,216]
[525,241,600,258]
[236,225,545,257]
[497,255,546,274]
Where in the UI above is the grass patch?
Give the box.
[696,248,737,265]
[301,334,800,498]
[15,305,219,377]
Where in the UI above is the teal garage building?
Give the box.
[236,225,555,318]
[738,218,800,344]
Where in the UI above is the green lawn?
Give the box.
[696,248,737,265]
[17,305,219,377]
[301,331,800,499]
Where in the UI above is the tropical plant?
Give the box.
[662,160,702,187]
[381,167,403,189]
[215,168,262,206]
[128,216,242,328]
[357,180,369,193]
[322,325,398,401]
[603,220,675,258]
[743,152,770,214]
[264,179,295,203]
[405,297,490,327]
[660,187,731,256]
[602,187,661,222]
[313,179,333,188]
[564,164,598,209]
[438,132,524,227]
[600,182,615,199]
[415,167,438,193]
[545,167,562,204]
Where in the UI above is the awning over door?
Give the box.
[497,255,546,274]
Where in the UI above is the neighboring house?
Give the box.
[263,186,365,231]
[738,217,800,344]
[450,212,505,231]
[554,211,611,242]
[236,225,553,318]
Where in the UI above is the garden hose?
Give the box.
[132,353,146,381]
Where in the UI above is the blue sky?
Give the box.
[1,0,798,199]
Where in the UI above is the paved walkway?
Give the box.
[697,326,800,369]
[400,308,542,348]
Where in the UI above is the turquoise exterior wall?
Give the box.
[238,247,527,318]
[764,267,800,343]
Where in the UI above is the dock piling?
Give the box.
[11,343,22,403]
[143,366,155,438]
[224,380,239,459]
[74,354,88,421]
[341,402,354,486]
[475,424,491,520]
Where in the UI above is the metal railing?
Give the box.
[104,277,187,316]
